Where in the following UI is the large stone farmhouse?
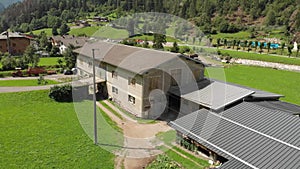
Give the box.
[76,41,300,168]
[75,41,205,119]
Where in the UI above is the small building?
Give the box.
[0,32,32,55]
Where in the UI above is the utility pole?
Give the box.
[92,49,98,145]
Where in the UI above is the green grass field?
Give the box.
[92,26,129,39]
[212,31,251,40]
[0,90,115,168]
[69,26,100,37]
[0,79,59,86]
[39,57,62,66]
[205,65,300,105]
[31,28,53,36]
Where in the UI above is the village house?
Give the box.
[0,32,32,55]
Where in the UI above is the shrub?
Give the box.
[49,84,73,102]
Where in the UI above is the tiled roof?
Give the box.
[75,41,204,75]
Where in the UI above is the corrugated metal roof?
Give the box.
[181,81,254,111]
[169,102,300,169]
[219,159,253,169]
[213,79,284,99]
[251,101,300,115]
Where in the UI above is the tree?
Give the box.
[217,38,221,48]
[281,42,285,55]
[243,40,248,51]
[232,39,236,49]
[236,40,241,51]
[23,45,39,68]
[223,38,227,48]
[265,9,276,26]
[60,22,70,35]
[170,42,180,53]
[267,42,271,54]
[287,45,293,57]
[255,41,259,52]
[153,33,166,50]
[52,26,59,36]
[63,44,77,69]
[259,42,264,54]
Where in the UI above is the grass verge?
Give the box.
[99,100,123,120]
[0,79,59,86]
[107,100,157,124]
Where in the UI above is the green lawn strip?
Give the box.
[99,100,123,120]
[107,100,157,124]
[156,130,177,146]
[205,65,300,105]
[39,57,63,66]
[165,148,206,169]
[172,146,210,167]
[0,79,59,86]
[211,31,252,40]
[0,90,115,168]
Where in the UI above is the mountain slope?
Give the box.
[1,0,22,7]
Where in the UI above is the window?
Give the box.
[12,43,16,47]
[128,77,136,86]
[128,95,135,104]
[112,86,118,94]
[0,45,2,49]
[112,71,118,78]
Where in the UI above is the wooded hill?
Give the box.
[1,0,300,36]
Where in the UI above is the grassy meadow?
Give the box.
[0,90,115,168]
[206,65,300,105]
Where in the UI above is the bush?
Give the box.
[49,85,73,102]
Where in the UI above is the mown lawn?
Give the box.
[211,31,251,40]
[0,79,59,86]
[39,57,62,66]
[69,26,100,37]
[205,65,300,105]
[0,90,115,168]
[31,28,53,36]
[92,26,129,39]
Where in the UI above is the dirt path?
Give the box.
[97,100,172,169]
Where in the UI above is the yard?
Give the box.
[205,65,300,105]
[0,90,115,168]
[0,79,59,86]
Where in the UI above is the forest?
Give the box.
[0,0,300,36]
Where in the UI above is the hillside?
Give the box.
[0,0,300,38]
[0,0,21,7]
